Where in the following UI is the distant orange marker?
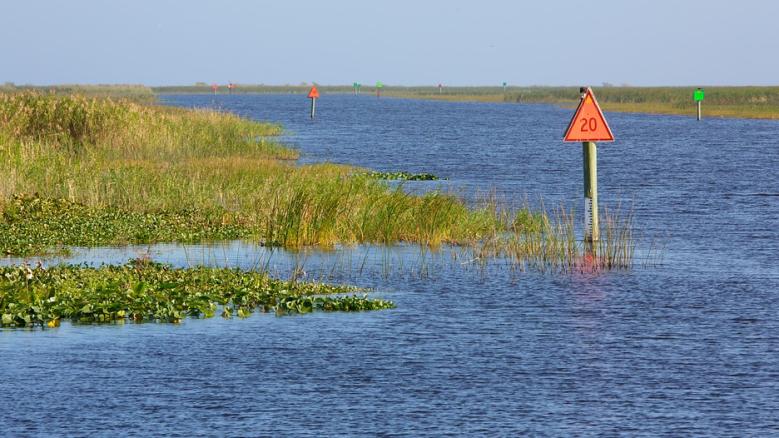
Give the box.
[563,88,614,142]
[308,86,319,118]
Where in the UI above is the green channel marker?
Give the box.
[694,88,705,121]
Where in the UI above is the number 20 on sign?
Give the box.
[563,87,614,244]
[563,88,614,142]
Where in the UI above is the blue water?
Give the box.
[2,94,777,436]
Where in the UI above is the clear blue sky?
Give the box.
[2,0,777,86]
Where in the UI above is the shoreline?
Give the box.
[5,83,776,120]
[152,88,779,120]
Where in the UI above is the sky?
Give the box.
[2,0,778,86]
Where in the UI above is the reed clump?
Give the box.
[469,205,636,273]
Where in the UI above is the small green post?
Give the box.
[582,141,599,244]
[694,88,705,121]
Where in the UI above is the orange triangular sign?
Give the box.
[563,88,614,142]
[308,86,320,99]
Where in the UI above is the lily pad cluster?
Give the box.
[0,194,253,256]
[0,260,394,328]
[362,171,441,181]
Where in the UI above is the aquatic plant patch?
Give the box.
[361,171,442,181]
[0,260,395,328]
[0,194,254,256]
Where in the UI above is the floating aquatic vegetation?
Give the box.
[0,260,394,328]
[0,194,253,256]
[361,171,442,181]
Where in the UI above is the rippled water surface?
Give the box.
[2,94,778,436]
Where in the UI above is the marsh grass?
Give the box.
[2,84,157,103]
[384,85,779,119]
[455,202,637,274]
[262,203,640,283]
[0,92,640,271]
[0,93,503,254]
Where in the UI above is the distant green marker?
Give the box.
[353,82,361,95]
[694,88,705,120]
[376,81,383,98]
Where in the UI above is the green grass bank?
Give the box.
[1,83,157,103]
[0,92,521,255]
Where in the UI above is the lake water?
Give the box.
[2,94,777,436]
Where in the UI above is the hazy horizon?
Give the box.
[3,0,778,87]
[6,82,779,88]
